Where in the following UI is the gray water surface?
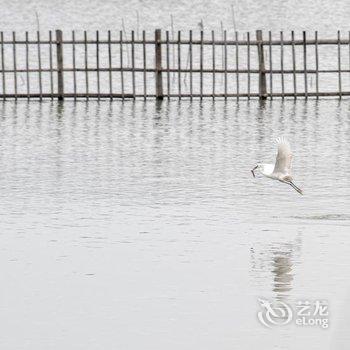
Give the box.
[0,100,349,349]
[2,0,350,348]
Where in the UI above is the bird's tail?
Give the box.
[288,181,303,195]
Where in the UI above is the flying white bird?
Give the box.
[251,137,303,195]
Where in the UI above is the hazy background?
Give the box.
[2,0,350,34]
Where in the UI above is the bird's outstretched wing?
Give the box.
[273,137,293,175]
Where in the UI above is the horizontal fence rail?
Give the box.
[0,29,350,100]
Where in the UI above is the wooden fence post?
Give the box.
[256,30,267,100]
[56,30,64,100]
[155,29,163,100]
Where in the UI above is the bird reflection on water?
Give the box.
[250,235,302,302]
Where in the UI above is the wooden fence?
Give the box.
[0,29,349,100]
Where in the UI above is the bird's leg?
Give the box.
[288,181,303,195]
[251,165,258,178]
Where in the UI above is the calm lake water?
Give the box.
[1,0,350,349]
[0,99,349,349]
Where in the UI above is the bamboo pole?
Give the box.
[0,67,346,74]
[26,31,30,99]
[3,37,350,45]
[257,30,267,99]
[200,30,204,99]
[155,29,163,100]
[166,31,170,99]
[212,30,215,98]
[268,31,273,99]
[221,21,224,85]
[0,91,350,99]
[49,31,54,100]
[131,30,135,99]
[280,31,284,99]
[337,30,342,99]
[315,31,319,99]
[247,32,250,99]
[56,29,64,101]
[349,31,350,97]
[142,30,147,100]
[235,31,239,100]
[108,30,113,99]
[224,30,227,99]
[72,31,77,100]
[178,31,181,99]
[1,32,5,99]
[84,31,89,100]
[189,30,193,99]
[303,31,308,99]
[12,32,17,100]
[291,31,296,99]
[120,31,124,99]
[96,31,100,100]
[37,31,42,101]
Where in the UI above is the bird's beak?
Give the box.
[251,165,258,178]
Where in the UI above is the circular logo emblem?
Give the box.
[257,298,293,328]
